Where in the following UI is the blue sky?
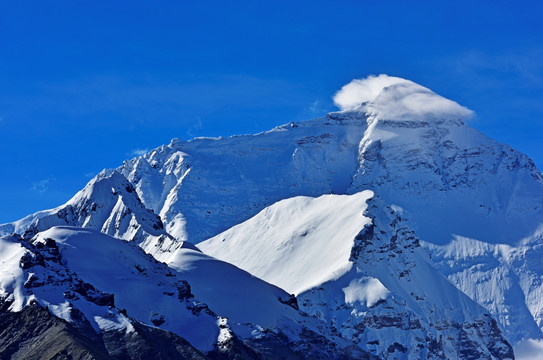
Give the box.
[1,1,542,223]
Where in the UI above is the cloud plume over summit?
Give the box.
[333,74,473,121]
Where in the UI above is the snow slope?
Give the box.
[199,191,373,295]
[200,192,514,359]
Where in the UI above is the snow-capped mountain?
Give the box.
[1,74,541,359]
[4,77,541,251]
[200,192,514,359]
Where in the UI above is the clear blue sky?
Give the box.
[1,1,542,223]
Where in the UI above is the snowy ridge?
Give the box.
[0,227,219,350]
[118,114,369,245]
[114,107,543,249]
[3,101,541,249]
[0,170,184,260]
[425,226,543,345]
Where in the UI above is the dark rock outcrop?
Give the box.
[0,301,208,360]
[0,301,110,360]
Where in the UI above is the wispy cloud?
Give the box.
[307,100,325,115]
[130,148,149,157]
[31,177,53,194]
[186,117,203,138]
[443,48,543,88]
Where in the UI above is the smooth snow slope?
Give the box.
[199,191,373,294]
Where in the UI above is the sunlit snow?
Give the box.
[199,191,373,294]
[342,277,390,307]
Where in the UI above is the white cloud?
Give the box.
[515,339,543,360]
[333,75,409,110]
[333,74,473,121]
[186,117,203,138]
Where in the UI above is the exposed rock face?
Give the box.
[0,301,110,360]
[101,320,209,360]
[0,299,370,360]
[0,300,209,360]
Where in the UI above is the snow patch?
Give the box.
[48,302,73,323]
[342,277,390,307]
[0,236,27,311]
[216,317,233,347]
[94,312,134,334]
